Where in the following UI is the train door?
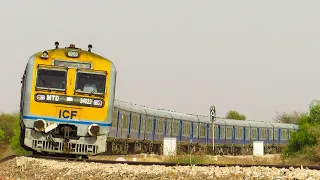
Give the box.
[108,107,118,138]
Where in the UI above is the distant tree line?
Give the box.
[224,109,304,124]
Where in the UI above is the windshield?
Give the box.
[36,69,66,90]
[75,72,106,94]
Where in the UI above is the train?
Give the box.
[107,100,299,155]
[19,42,117,157]
[19,42,299,157]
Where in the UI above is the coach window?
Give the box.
[214,125,218,138]
[199,124,206,137]
[36,68,67,91]
[75,71,107,95]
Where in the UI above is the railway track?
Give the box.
[1,154,320,170]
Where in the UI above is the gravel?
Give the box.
[0,157,320,180]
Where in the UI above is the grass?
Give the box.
[0,112,29,158]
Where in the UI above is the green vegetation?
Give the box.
[282,100,320,165]
[0,112,29,156]
[225,110,246,120]
[274,110,305,124]
[165,155,207,164]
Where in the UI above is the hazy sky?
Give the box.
[1,0,320,121]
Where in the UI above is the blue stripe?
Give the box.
[23,115,111,126]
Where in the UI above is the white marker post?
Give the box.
[210,106,216,154]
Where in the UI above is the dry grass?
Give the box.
[0,144,16,160]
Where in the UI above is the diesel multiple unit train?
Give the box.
[19,42,117,157]
[19,42,299,157]
[108,100,298,155]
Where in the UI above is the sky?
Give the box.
[1,0,320,121]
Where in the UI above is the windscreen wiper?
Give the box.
[38,74,51,91]
[90,88,97,95]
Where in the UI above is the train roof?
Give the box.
[143,107,172,118]
[194,115,226,125]
[271,122,296,129]
[160,110,197,121]
[114,100,146,114]
[114,99,299,128]
[247,120,273,128]
[220,118,250,127]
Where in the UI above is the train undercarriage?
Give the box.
[104,138,284,156]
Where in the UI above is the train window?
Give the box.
[251,128,257,140]
[166,120,171,135]
[214,125,218,138]
[220,126,225,139]
[172,120,179,136]
[226,127,232,139]
[260,128,266,140]
[284,130,288,140]
[274,129,278,139]
[193,123,198,138]
[209,125,212,138]
[281,129,287,140]
[199,124,206,137]
[36,68,67,90]
[269,129,273,141]
[146,117,153,132]
[156,119,164,133]
[75,71,106,95]
[122,112,129,129]
[245,128,250,140]
[182,122,190,136]
[131,113,139,131]
[236,127,243,139]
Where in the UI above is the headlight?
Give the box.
[34,119,47,132]
[88,124,100,136]
[67,50,79,58]
[40,51,49,59]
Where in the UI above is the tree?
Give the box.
[273,111,306,124]
[283,100,320,157]
[225,110,246,120]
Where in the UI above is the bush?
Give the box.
[282,100,320,163]
[0,113,17,143]
[0,129,5,142]
[0,112,29,155]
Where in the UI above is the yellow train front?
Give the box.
[19,42,117,156]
